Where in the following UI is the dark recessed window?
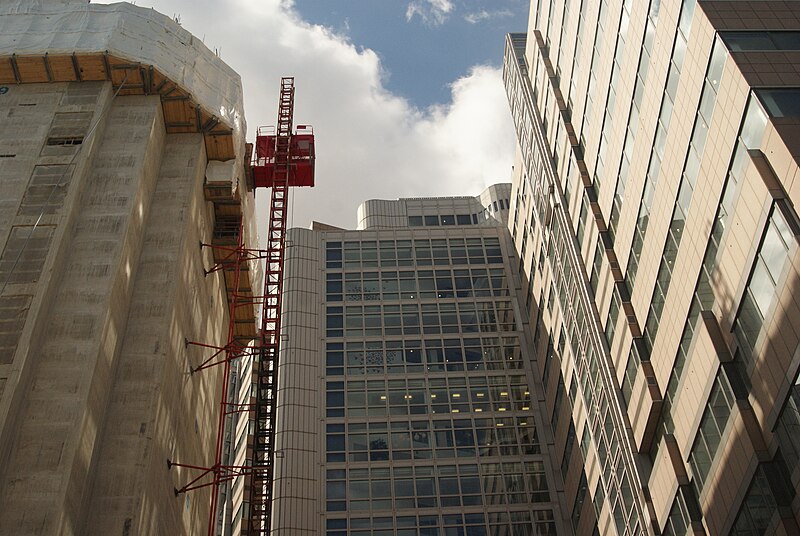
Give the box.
[756,88,800,118]
[47,136,83,146]
[722,31,800,52]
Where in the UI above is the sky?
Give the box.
[98,0,528,232]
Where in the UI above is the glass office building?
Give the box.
[505,1,800,535]
[270,185,572,535]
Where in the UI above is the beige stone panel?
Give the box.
[596,500,612,536]
[787,164,800,213]
[613,332,633,392]
[595,250,614,320]
[671,319,718,456]
[713,165,771,331]
[271,228,322,535]
[627,364,651,446]
[565,1,597,138]
[596,0,648,215]
[629,30,710,321]
[648,435,681,529]
[761,121,800,205]
[581,419,600,491]
[650,72,744,386]
[581,0,621,184]
[610,18,672,284]
[553,10,576,99]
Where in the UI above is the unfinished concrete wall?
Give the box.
[83,132,230,535]
[0,82,236,535]
[0,86,167,534]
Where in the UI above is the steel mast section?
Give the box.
[168,77,314,536]
[247,76,315,534]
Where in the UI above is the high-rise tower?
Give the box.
[505,1,800,534]
[272,185,572,534]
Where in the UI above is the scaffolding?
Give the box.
[168,77,314,536]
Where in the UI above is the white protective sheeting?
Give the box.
[206,159,237,184]
[0,1,245,163]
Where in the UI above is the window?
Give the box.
[662,489,690,536]
[325,342,344,376]
[46,136,83,146]
[775,377,800,468]
[722,31,800,52]
[730,466,778,534]
[326,306,343,337]
[42,111,92,155]
[327,238,503,273]
[621,344,640,406]
[688,370,735,493]
[571,470,588,531]
[756,88,800,118]
[0,295,32,364]
[329,337,524,377]
[0,226,54,285]
[733,205,795,369]
[605,288,621,345]
[325,442,546,508]
[576,194,588,245]
[590,239,604,295]
[326,242,342,268]
[551,375,565,429]
[561,422,576,478]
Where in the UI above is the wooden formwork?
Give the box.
[0,52,236,161]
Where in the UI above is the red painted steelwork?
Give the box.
[168,219,252,536]
[244,77,316,534]
[252,125,315,187]
[170,77,313,536]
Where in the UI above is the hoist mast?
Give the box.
[247,77,316,534]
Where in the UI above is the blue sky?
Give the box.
[96,0,522,231]
[292,0,528,107]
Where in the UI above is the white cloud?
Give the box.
[94,0,515,233]
[464,9,514,24]
[405,0,455,26]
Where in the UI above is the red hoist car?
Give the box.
[252,125,315,188]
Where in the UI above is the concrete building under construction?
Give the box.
[0,2,261,534]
